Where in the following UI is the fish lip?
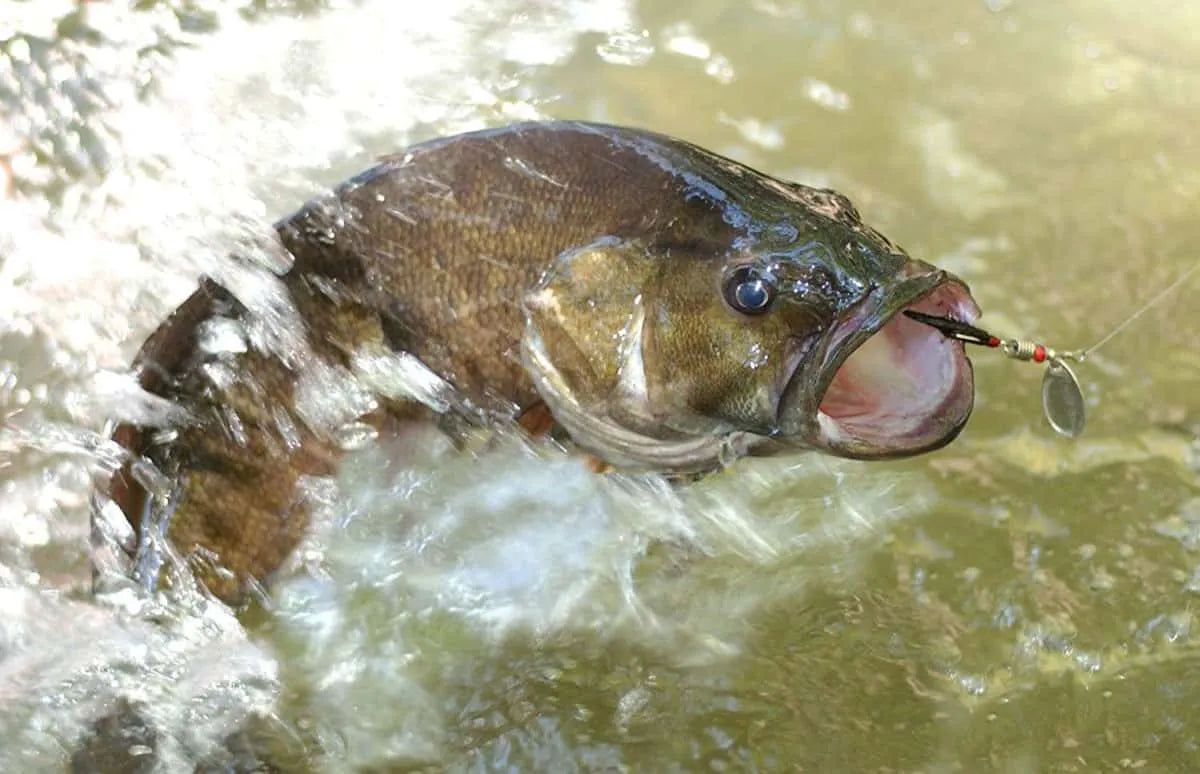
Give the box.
[776,269,979,458]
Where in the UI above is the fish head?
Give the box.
[522,184,978,472]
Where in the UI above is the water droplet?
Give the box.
[272,405,303,451]
[221,406,248,447]
[957,673,986,695]
[334,421,378,451]
[130,458,170,498]
[351,349,456,414]
[704,54,735,84]
[196,316,248,356]
[719,115,784,150]
[200,361,236,390]
[743,343,769,369]
[595,30,654,66]
[803,77,851,112]
[661,22,711,60]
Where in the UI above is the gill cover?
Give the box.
[521,238,816,472]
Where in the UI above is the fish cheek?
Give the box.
[642,261,800,435]
[521,240,660,409]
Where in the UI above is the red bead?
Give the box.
[1033,344,1046,363]
[987,336,1000,348]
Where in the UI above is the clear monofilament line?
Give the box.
[905,258,1200,438]
[1079,260,1200,360]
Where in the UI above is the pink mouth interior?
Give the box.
[816,282,978,454]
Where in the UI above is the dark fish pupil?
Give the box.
[725,266,774,315]
[736,280,769,310]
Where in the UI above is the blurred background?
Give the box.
[2,0,1199,770]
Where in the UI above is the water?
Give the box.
[3,0,1200,770]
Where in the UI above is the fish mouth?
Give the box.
[782,273,979,458]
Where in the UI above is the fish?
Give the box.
[97,121,980,601]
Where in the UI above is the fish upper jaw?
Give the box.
[776,270,979,459]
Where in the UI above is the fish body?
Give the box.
[101,121,979,600]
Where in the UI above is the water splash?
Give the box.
[0,0,643,767]
[262,428,932,768]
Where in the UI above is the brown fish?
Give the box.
[98,121,979,601]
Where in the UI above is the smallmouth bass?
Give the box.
[99,121,979,600]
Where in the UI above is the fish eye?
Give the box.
[723,266,775,316]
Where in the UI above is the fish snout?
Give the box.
[775,275,979,459]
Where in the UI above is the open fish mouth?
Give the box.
[806,277,979,458]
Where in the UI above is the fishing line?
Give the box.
[1076,259,1200,359]
[905,259,1200,437]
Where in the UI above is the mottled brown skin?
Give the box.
[103,121,969,601]
[277,124,751,408]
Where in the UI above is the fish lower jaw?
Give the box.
[813,394,970,459]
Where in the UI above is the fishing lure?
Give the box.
[904,259,1200,438]
[903,310,1086,437]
